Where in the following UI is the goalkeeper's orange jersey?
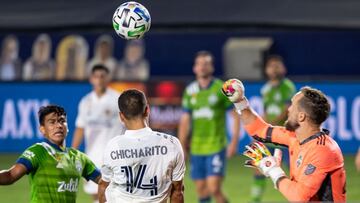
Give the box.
[245,116,346,202]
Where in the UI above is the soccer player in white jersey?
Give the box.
[71,64,126,203]
[99,89,185,203]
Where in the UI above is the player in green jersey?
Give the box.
[0,105,101,203]
[178,51,240,203]
[250,55,295,203]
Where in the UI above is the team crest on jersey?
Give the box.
[208,94,218,105]
[55,154,62,162]
[296,155,303,168]
[304,164,316,175]
[56,154,65,169]
[75,159,83,173]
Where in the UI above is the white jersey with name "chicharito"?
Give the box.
[101,127,185,203]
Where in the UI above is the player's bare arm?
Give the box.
[170,180,184,203]
[177,112,191,159]
[71,127,84,149]
[227,109,240,158]
[98,179,109,203]
[0,163,27,185]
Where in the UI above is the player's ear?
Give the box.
[144,105,150,118]
[298,111,306,122]
[119,112,125,123]
[39,125,46,135]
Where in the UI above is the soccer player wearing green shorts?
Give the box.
[178,51,240,203]
[0,105,101,203]
[251,55,295,202]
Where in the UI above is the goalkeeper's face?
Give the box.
[193,55,214,78]
[285,93,301,132]
[40,113,68,146]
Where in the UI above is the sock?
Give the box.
[250,175,266,203]
[199,196,211,203]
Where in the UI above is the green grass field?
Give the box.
[0,154,359,203]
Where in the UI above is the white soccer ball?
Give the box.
[113,2,151,40]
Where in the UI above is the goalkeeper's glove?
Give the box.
[243,141,286,189]
[221,79,249,114]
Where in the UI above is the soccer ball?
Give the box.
[222,79,245,102]
[113,1,151,40]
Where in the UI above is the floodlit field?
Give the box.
[0,154,359,203]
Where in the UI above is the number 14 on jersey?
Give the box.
[121,164,158,196]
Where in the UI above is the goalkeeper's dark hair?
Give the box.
[195,50,214,63]
[118,89,147,119]
[299,86,330,125]
[91,64,109,74]
[38,105,67,125]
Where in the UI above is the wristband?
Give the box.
[233,97,249,115]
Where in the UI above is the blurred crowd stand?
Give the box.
[0,34,150,82]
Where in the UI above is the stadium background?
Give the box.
[0,0,360,202]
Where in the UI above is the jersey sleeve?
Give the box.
[16,145,40,174]
[278,147,339,201]
[181,88,192,113]
[75,98,86,128]
[81,152,101,182]
[244,115,295,147]
[101,141,114,182]
[171,138,186,181]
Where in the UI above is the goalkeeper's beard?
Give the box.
[285,119,300,132]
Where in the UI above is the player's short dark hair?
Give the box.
[298,86,330,125]
[38,105,67,125]
[91,64,109,74]
[118,89,147,119]
[195,50,214,63]
[266,55,284,64]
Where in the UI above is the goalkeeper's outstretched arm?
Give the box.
[221,79,262,125]
[222,79,294,146]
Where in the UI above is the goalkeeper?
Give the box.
[222,80,346,202]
